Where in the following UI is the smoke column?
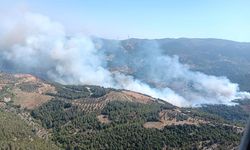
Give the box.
[0,12,249,106]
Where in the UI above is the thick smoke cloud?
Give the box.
[0,12,114,86]
[0,12,249,106]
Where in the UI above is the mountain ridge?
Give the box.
[96,37,250,92]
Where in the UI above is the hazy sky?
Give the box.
[1,0,250,41]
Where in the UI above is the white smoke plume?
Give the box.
[0,12,249,106]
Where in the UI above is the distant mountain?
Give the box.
[0,72,249,149]
[98,38,250,91]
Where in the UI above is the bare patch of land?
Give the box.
[0,73,56,109]
[121,90,155,104]
[13,88,53,109]
[144,109,208,129]
[97,115,111,124]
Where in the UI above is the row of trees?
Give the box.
[47,85,110,100]
[31,99,242,149]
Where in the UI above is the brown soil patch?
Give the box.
[14,74,56,94]
[37,83,56,94]
[0,73,56,109]
[144,122,165,129]
[104,90,155,104]
[144,109,208,129]
[14,74,39,83]
[143,119,202,130]
[121,90,155,104]
[13,89,53,109]
[105,91,135,102]
[97,115,111,124]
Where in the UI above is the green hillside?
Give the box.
[0,72,249,150]
[0,110,59,150]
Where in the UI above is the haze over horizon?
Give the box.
[1,0,250,42]
[1,1,250,106]
[1,11,250,106]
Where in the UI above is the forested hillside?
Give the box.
[0,110,59,150]
[0,72,249,149]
